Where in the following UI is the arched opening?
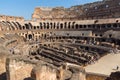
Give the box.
[72,22,75,29]
[96,25,100,29]
[34,26,36,29]
[25,24,30,29]
[68,22,71,29]
[12,22,18,30]
[83,25,86,28]
[64,22,67,29]
[40,22,42,27]
[113,23,117,28]
[37,26,39,29]
[109,34,112,38]
[79,25,82,28]
[16,22,22,30]
[75,24,79,29]
[54,23,56,29]
[23,26,25,29]
[50,23,52,29]
[57,22,59,29]
[95,34,98,37]
[106,24,111,28]
[88,25,91,29]
[47,23,49,29]
[60,23,63,29]
[43,22,46,29]
[101,24,106,29]
[28,34,33,40]
[29,23,33,29]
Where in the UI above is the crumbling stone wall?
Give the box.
[0,15,24,22]
[32,0,120,20]
[6,57,35,80]
[0,55,7,80]
[31,65,57,80]
[31,63,86,80]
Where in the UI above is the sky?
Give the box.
[0,0,101,20]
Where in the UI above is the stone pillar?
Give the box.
[0,55,7,80]
[59,63,86,80]
[31,64,57,80]
[6,57,35,80]
[31,63,86,80]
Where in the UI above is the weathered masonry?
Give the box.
[0,0,120,80]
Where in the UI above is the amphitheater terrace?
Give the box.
[0,0,120,80]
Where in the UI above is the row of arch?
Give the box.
[38,22,120,30]
[0,21,120,31]
[0,21,22,31]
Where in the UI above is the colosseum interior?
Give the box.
[0,0,120,80]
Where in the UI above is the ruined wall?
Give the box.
[6,57,35,80]
[32,0,120,20]
[0,15,24,22]
[6,55,86,80]
[31,63,86,80]
[31,65,57,80]
[0,55,7,80]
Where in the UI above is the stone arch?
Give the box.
[105,24,110,28]
[118,23,120,28]
[34,26,36,29]
[23,26,25,30]
[40,22,42,29]
[5,21,15,30]
[1,21,10,30]
[43,22,46,29]
[16,22,22,30]
[72,22,75,29]
[50,22,53,29]
[113,23,117,28]
[28,34,33,40]
[83,25,87,28]
[47,22,49,29]
[68,22,71,29]
[37,26,39,29]
[3,21,15,30]
[60,23,63,29]
[88,25,91,29]
[101,24,106,29]
[11,22,19,30]
[53,22,56,29]
[57,22,59,29]
[64,22,67,29]
[28,23,33,29]
[96,24,100,29]
[39,22,42,29]
[75,24,79,29]
[8,22,16,30]
[79,25,82,28]
[25,23,30,29]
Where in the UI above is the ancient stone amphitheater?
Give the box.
[0,0,120,80]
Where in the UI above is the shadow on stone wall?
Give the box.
[24,77,34,80]
[0,72,6,80]
[105,71,120,80]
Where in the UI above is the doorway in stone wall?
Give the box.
[28,34,32,40]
